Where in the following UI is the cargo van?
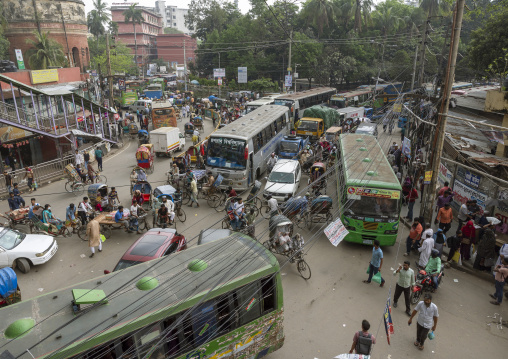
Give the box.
[150,127,185,157]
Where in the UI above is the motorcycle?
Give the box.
[410,262,444,304]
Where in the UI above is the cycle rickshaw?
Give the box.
[280,195,309,228]
[191,116,204,131]
[64,164,85,195]
[129,122,139,139]
[184,122,195,137]
[263,214,311,279]
[130,167,148,194]
[138,129,150,146]
[132,180,153,210]
[152,185,186,227]
[0,268,21,308]
[88,183,108,212]
[309,162,327,195]
[136,144,154,174]
[306,195,333,229]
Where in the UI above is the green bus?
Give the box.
[151,78,166,92]
[0,234,284,358]
[337,134,402,246]
[121,91,138,108]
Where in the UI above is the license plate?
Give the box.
[305,132,312,135]
[362,239,373,245]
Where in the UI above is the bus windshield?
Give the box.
[347,196,399,219]
[274,99,293,108]
[207,137,247,169]
[298,120,318,131]
[330,99,346,108]
[245,105,260,114]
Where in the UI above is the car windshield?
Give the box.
[280,141,299,153]
[113,259,138,272]
[298,121,318,131]
[206,137,247,169]
[346,196,399,219]
[268,171,295,184]
[0,229,26,250]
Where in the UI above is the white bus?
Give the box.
[245,97,276,114]
[206,105,291,190]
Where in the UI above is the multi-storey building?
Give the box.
[154,1,194,36]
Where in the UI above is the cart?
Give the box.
[263,214,311,279]
[129,123,139,139]
[132,180,152,210]
[306,195,333,229]
[136,144,154,174]
[184,122,194,137]
[191,116,204,131]
[88,183,108,212]
[0,268,21,308]
[84,209,149,239]
[0,208,31,230]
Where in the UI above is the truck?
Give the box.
[337,106,365,132]
[150,127,185,157]
[278,135,309,159]
[144,83,163,100]
[296,105,341,141]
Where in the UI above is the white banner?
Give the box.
[452,180,489,213]
[438,162,452,186]
[213,68,225,78]
[238,67,247,83]
[324,218,349,247]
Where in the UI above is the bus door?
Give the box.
[249,153,254,185]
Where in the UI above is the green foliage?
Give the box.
[185,0,241,40]
[0,3,9,59]
[164,27,184,34]
[25,31,67,70]
[87,0,110,39]
[88,37,137,75]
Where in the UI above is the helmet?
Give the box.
[431,249,439,258]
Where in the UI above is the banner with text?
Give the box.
[213,68,225,78]
[238,67,247,83]
[437,163,452,186]
[452,180,489,213]
[324,218,349,246]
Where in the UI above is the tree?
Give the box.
[0,4,10,59]
[185,0,241,39]
[109,21,119,37]
[373,6,402,37]
[87,0,110,40]
[25,31,67,69]
[123,3,144,66]
[164,27,184,34]
[301,0,340,38]
[90,39,137,75]
[419,0,450,18]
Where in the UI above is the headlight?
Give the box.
[36,240,55,257]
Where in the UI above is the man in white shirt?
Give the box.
[408,294,439,351]
[161,196,175,224]
[457,200,470,231]
[267,195,279,216]
[130,200,142,234]
[77,196,93,225]
[418,229,434,268]
[75,150,84,168]
[278,232,291,252]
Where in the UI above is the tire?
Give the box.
[16,258,30,274]
[410,290,421,305]
[245,203,259,218]
[97,175,107,184]
[176,207,186,222]
[78,226,87,241]
[65,181,73,193]
[297,259,311,280]
[182,192,191,205]
[101,225,112,239]
[61,227,72,238]
[214,194,227,212]
[73,183,85,196]
[260,205,271,219]
[207,194,220,208]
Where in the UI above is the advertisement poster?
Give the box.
[324,218,349,247]
[238,67,247,83]
[463,170,481,188]
[384,298,394,344]
[424,171,433,184]
[437,163,452,185]
[213,68,225,78]
[401,136,411,156]
[285,74,292,87]
[14,49,25,70]
[452,180,489,213]
[347,186,400,199]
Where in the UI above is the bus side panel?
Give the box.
[341,216,398,246]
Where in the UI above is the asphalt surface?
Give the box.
[2,117,507,358]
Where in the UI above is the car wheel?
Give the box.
[16,258,31,274]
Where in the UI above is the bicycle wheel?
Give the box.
[182,192,191,205]
[101,225,112,239]
[97,175,107,184]
[176,207,186,222]
[260,205,271,219]
[65,181,74,193]
[73,183,85,196]
[61,226,72,238]
[207,194,220,208]
[78,226,87,241]
[245,203,260,218]
[297,259,311,280]
[222,218,231,229]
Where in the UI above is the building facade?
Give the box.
[0,0,89,72]
[111,3,163,68]
[154,0,194,35]
[156,34,197,66]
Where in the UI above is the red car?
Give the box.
[112,228,186,272]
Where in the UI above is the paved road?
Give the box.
[2,120,507,358]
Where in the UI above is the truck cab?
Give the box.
[296,117,324,142]
[278,135,309,159]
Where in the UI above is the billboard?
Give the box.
[285,75,292,87]
[14,49,25,70]
[30,69,59,84]
[213,68,226,78]
[238,67,247,83]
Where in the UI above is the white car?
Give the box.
[264,159,302,202]
[0,227,58,274]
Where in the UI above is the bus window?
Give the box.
[264,127,272,143]
[274,120,279,133]
[234,282,261,325]
[192,302,218,346]
[261,277,275,313]
[216,294,234,334]
[163,317,180,357]
[270,122,276,136]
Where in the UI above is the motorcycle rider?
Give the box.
[267,153,277,173]
[425,249,442,292]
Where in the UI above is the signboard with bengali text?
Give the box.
[324,218,349,247]
[347,186,400,199]
[30,69,59,84]
[452,180,489,213]
[238,67,247,83]
[213,68,226,78]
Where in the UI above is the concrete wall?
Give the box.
[485,90,508,112]
[0,67,83,90]
[157,34,196,65]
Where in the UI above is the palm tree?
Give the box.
[25,31,67,70]
[334,0,354,32]
[373,6,402,37]
[419,0,449,17]
[109,20,119,37]
[123,3,144,67]
[301,0,340,38]
[87,0,110,40]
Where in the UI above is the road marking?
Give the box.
[104,141,131,163]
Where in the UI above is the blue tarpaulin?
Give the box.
[0,267,17,298]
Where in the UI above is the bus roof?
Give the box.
[340,134,401,190]
[152,101,174,109]
[0,234,278,359]
[274,87,336,101]
[246,98,275,106]
[211,105,289,140]
[332,89,372,98]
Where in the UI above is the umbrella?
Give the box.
[190,80,200,85]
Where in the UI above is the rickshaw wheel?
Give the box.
[297,259,311,280]
[73,183,85,196]
[78,226,87,241]
[177,208,186,222]
[182,192,191,205]
[61,226,72,238]
[245,203,260,218]
[65,181,74,193]
[207,195,220,208]
[260,204,271,219]
[221,218,231,229]
[97,175,107,184]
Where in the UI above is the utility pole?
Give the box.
[287,30,292,93]
[410,44,419,91]
[183,40,187,92]
[294,63,299,93]
[434,22,452,97]
[422,0,466,224]
[418,17,431,87]
[218,52,221,98]
[105,34,114,109]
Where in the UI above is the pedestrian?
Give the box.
[433,229,446,258]
[12,183,25,207]
[457,200,470,232]
[4,170,13,193]
[408,293,439,351]
[405,186,418,221]
[7,192,21,210]
[393,261,415,316]
[363,239,385,287]
[189,177,199,208]
[349,320,375,355]
[437,181,450,197]
[435,190,453,212]
[435,202,453,234]
[83,151,90,171]
[86,213,102,258]
[400,125,406,143]
[467,200,481,222]
[78,197,93,225]
[23,166,35,192]
[267,195,279,216]
[212,115,216,128]
[460,220,476,261]
[418,230,434,268]
[445,230,463,263]
[405,218,423,256]
[95,146,103,171]
[490,257,508,305]
[75,150,84,168]
[474,228,496,271]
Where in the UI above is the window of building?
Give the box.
[174,22,177,26]
[173,15,176,19]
